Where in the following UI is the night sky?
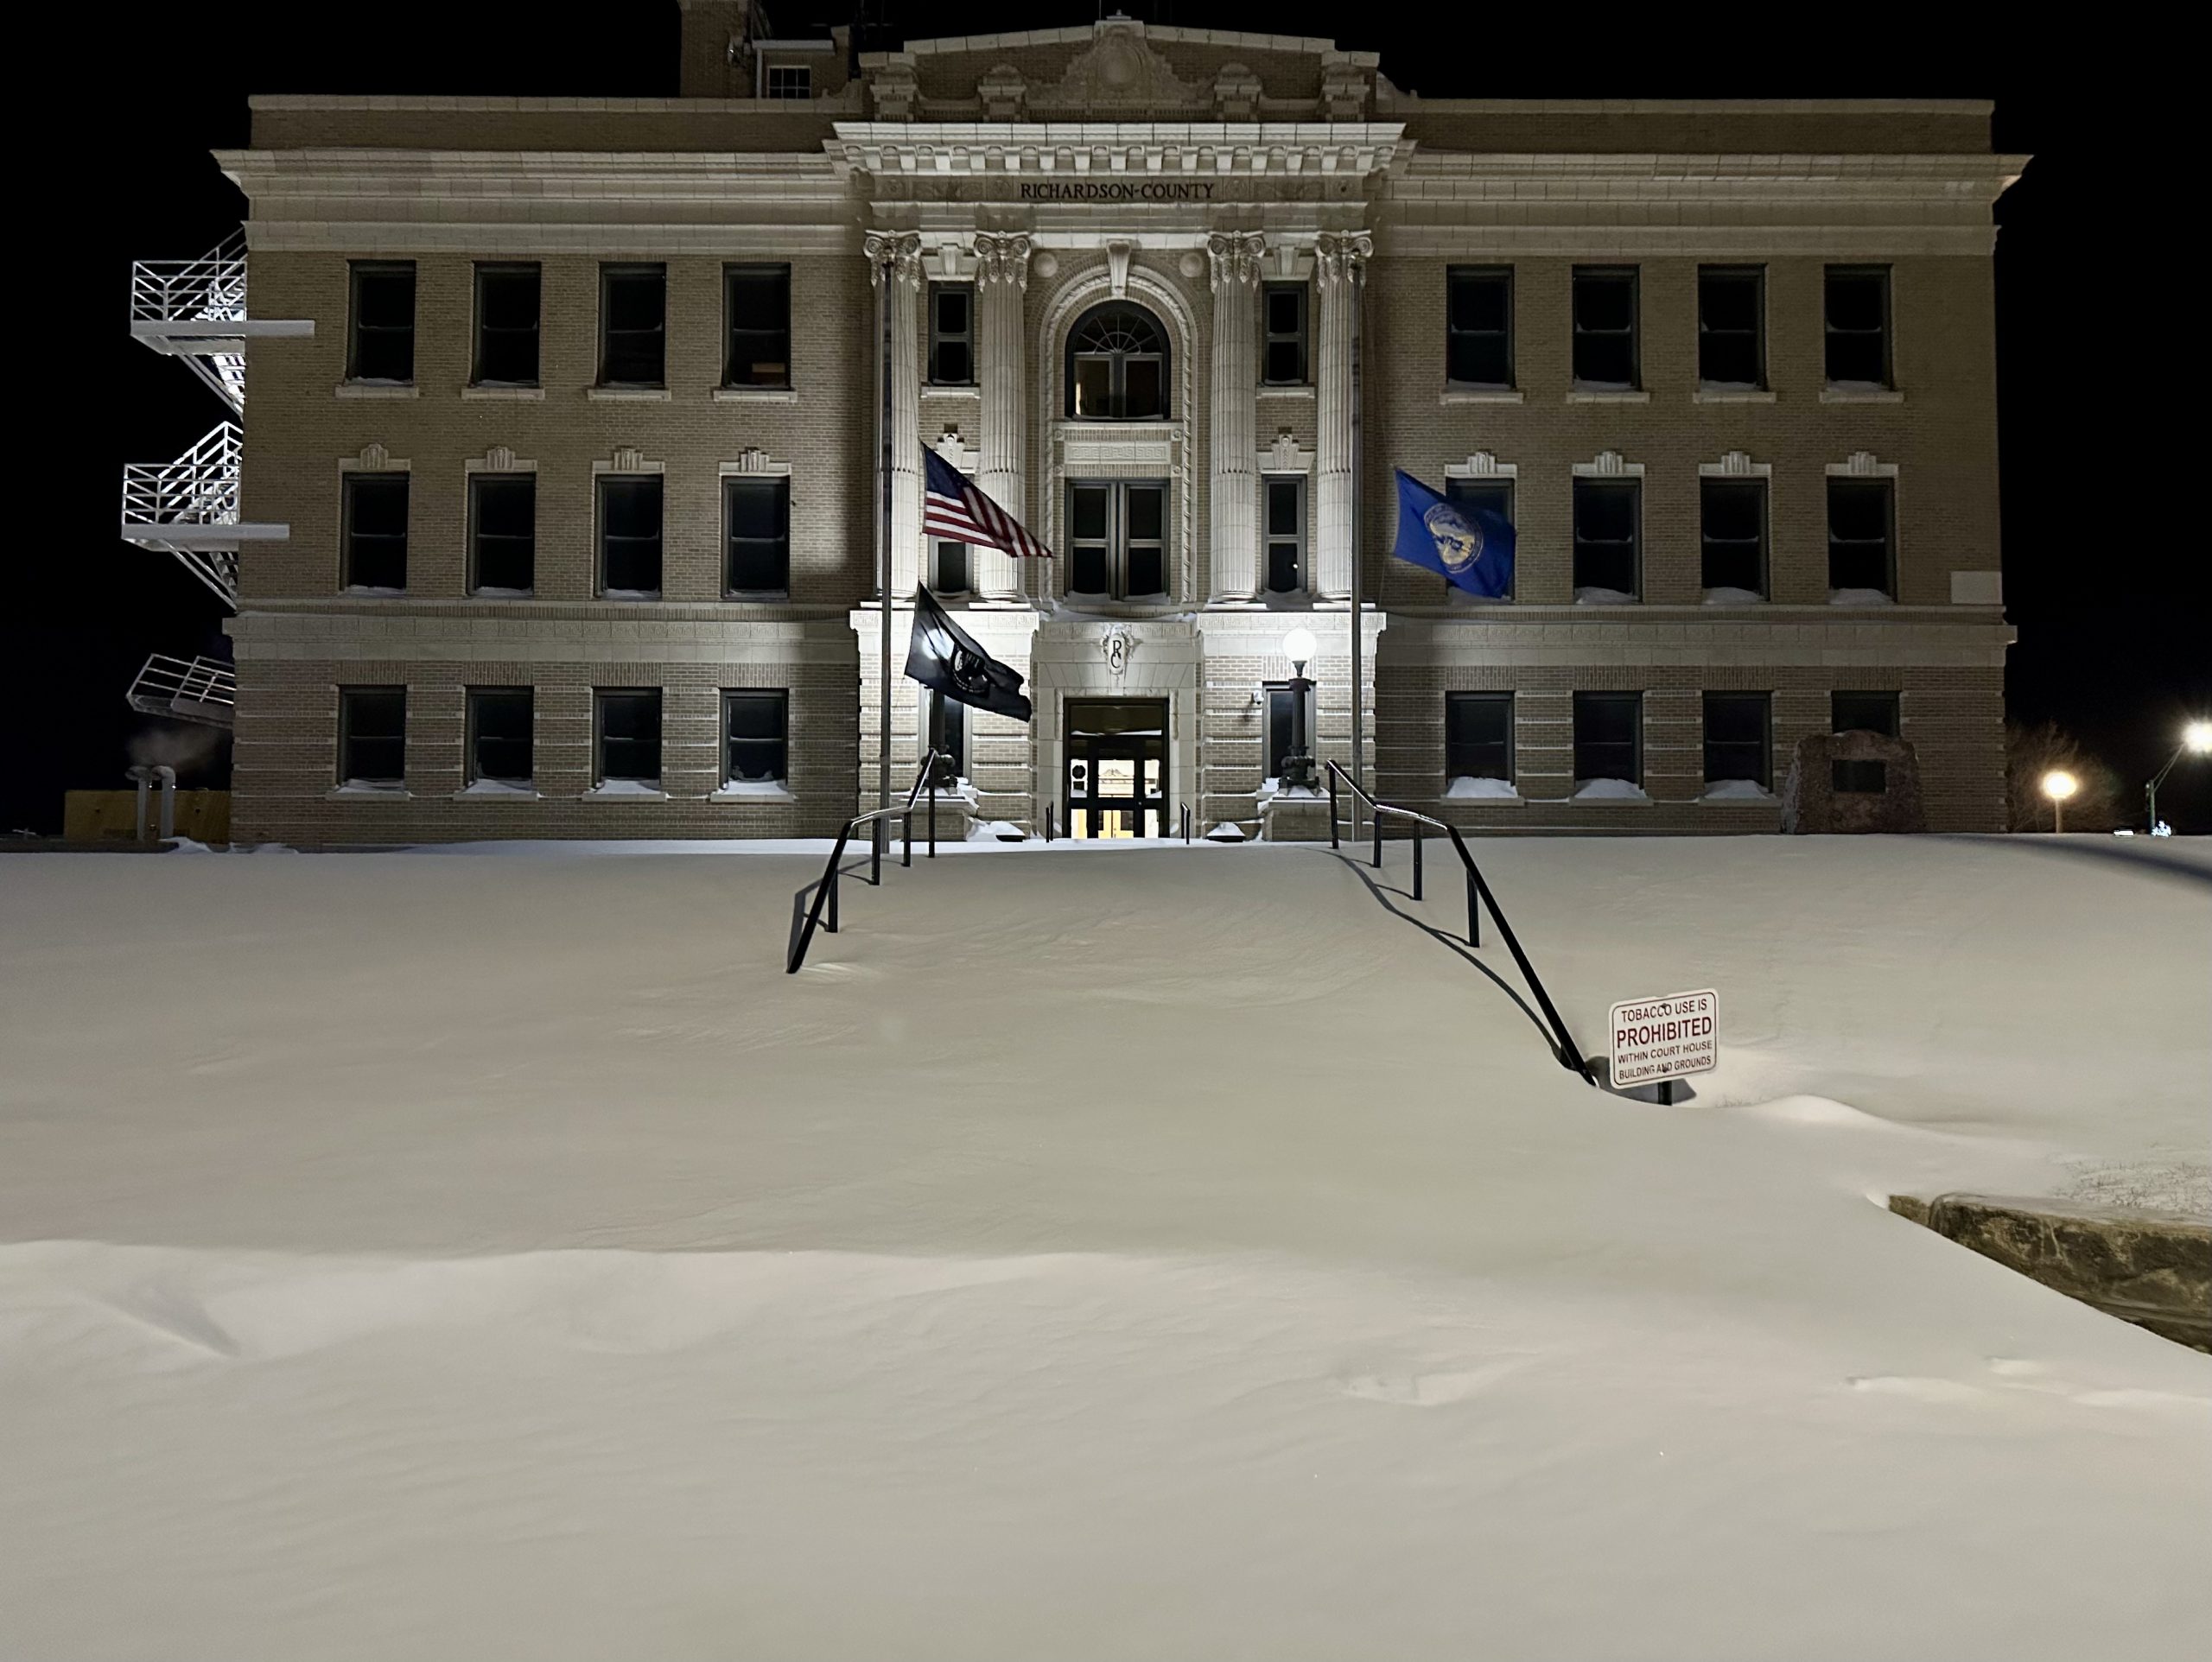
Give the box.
[15,3,2204,834]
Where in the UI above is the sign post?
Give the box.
[1608,989,1719,1103]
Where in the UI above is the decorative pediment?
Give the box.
[594,446,664,476]
[464,445,534,475]
[1572,449,1643,478]
[1106,240,1134,300]
[1033,21,1207,114]
[1700,450,1770,478]
[1258,431,1313,474]
[339,441,407,473]
[932,428,979,473]
[1828,450,1897,478]
[719,446,790,477]
[1445,451,1516,479]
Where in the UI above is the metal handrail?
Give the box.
[130,234,249,326]
[786,749,944,974]
[1325,760,1596,1084]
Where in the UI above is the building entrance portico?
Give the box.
[1065,698,1168,838]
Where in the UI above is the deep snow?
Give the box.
[1,834,2207,1660]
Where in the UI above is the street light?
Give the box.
[2145,720,2212,835]
[2040,767,2078,834]
[1279,626,1319,793]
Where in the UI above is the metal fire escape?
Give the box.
[118,233,309,730]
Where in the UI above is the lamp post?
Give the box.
[2040,768,2077,834]
[1279,625,1319,794]
[2145,720,2212,835]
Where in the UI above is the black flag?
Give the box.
[905,584,1033,722]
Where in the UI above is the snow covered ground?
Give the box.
[2,834,2207,1660]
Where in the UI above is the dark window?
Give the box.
[1698,266,1764,388]
[928,283,974,385]
[594,688,662,785]
[1262,282,1308,384]
[724,264,791,389]
[722,689,788,784]
[1066,302,1169,420]
[599,263,666,386]
[346,261,415,383]
[337,686,405,785]
[763,63,810,98]
[1446,266,1513,388]
[1700,478,1768,596]
[467,687,533,786]
[1572,266,1638,388]
[342,473,409,592]
[1827,478,1896,595]
[1066,480,1166,599]
[934,539,969,594]
[926,689,965,777]
[1573,691,1642,784]
[1444,479,1514,599]
[1832,690,1900,738]
[723,476,790,594]
[1825,266,1892,387]
[467,473,535,594]
[1264,477,1304,593]
[1702,693,1771,788]
[1833,758,1889,794]
[1446,692,1514,783]
[472,263,540,385]
[1572,479,1640,598]
[598,476,663,596]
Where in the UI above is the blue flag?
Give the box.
[1391,469,1514,599]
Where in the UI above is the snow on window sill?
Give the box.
[461,384,543,401]
[1574,587,1640,606]
[1828,588,1896,608]
[721,590,792,605]
[713,386,798,403]
[471,587,536,599]
[586,781,666,800]
[1439,386,1522,404]
[1819,385,1904,403]
[1701,587,1767,606]
[1699,780,1777,804]
[327,782,410,799]
[1446,589,1516,606]
[342,585,406,598]
[335,381,418,400]
[587,385,671,402]
[1257,384,1316,398]
[1572,779,1651,803]
[1694,386,1775,403]
[711,781,797,803]
[1567,387,1649,403]
[1445,777,1522,802]
[601,588,663,602]
[455,780,539,800]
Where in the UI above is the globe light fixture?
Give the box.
[2145,719,2212,835]
[1281,625,1318,676]
[2040,767,2078,834]
[1278,626,1320,793]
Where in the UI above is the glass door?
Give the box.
[1065,699,1169,838]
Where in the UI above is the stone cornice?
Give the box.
[826,121,1406,180]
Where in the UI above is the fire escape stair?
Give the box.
[124,653,238,729]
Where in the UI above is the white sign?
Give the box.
[1609,988,1719,1087]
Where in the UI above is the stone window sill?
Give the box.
[1257,384,1316,398]
[462,384,545,402]
[327,784,410,800]
[1567,388,1649,403]
[1820,386,1904,404]
[452,785,541,802]
[713,386,798,403]
[588,385,672,403]
[1440,387,1522,405]
[335,381,418,400]
[1694,387,1776,403]
[710,783,798,804]
[584,784,668,802]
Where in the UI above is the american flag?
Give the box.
[923,447,1053,561]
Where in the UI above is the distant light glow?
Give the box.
[2184,720,2212,755]
[2040,769,2079,802]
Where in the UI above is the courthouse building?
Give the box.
[123,5,2023,842]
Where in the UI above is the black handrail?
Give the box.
[1325,760,1597,1085]
[786,749,942,974]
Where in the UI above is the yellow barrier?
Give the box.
[62,790,232,844]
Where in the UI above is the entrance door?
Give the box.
[1065,698,1168,839]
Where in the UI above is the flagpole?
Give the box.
[1348,253,1365,843]
[876,246,894,836]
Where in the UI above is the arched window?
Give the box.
[1065,301,1169,420]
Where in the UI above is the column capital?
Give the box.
[1205,231,1268,294]
[1313,231,1374,289]
[864,229,924,289]
[972,232,1033,289]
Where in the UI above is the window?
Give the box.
[598,476,663,597]
[1262,282,1308,384]
[1066,302,1168,420]
[1445,479,1514,599]
[468,474,536,595]
[1832,690,1900,738]
[1572,479,1640,599]
[925,690,964,777]
[1573,692,1642,785]
[1702,693,1771,790]
[594,689,662,787]
[1066,480,1166,599]
[724,264,791,389]
[1262,682,1314,782]
[722,690,788,785]
[1700,478,1767,597]
[337,687,405,786]
[723,476,790,594]
[466,688,533,787]
[763,62,810,98]
[1446,692,1514,785]
[346,261,415,383]
[1827,478,1896,596]
[1263,478,1305,593]
[599,263,666,386]
[933,539,970,594]
[1446,266,1513,388]
[341,473,409,592]
[1825,265,1892,387]
[1571,266,1638,389]
[1698,266,1764,389]
[928,283,974,385]
[472,263,540,386]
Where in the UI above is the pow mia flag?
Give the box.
[906,583,1033,723]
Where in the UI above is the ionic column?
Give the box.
[1206,232,1266,602]
[865,230,925,595]
[1313,231,1373,599]
[973,232,1032,601]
